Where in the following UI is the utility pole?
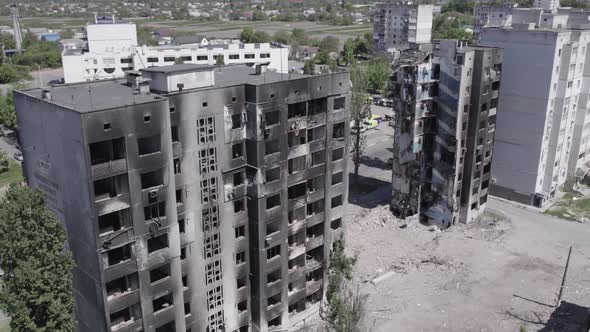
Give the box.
[557,245,573,306]
[10,3,22,51]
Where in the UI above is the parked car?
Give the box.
[13,151,23,162]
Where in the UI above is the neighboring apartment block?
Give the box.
[14,64,350,332]
[480,8,590,206]
[373,2,433,53]
[391,41,503,226]
[472,3,514,44]
[62,18,288,83]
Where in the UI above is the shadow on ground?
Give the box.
[506,300,590,332]
[348,173,391,209]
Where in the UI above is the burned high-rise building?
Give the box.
[14,64,350,332]
[391,41,503,226]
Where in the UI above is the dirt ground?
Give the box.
[345,187,590,332]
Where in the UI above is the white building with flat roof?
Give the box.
[480,8,590,207]
[62,20,289,83]
[373,2,433,53]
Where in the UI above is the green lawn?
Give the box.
[544,193,590,221]
[0,159,22,188]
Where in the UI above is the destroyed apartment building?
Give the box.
[391,40,503,226]
[14,64,350,332]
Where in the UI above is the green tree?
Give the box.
[442,0,475,13]
[253,31,271,43]
[137,26,157,46]
[303,59,315,75]
[0,64,16,84]
[174,57,184,64]
[252,9,268,21]
[320,240,366,332]
[561,0,590,7]
[365,58,391,93]
[60,29,74,39]
[0,90,16,129]
[240,27,255,43]
[432,14,473,41]
[319,36,340,53]
[0,151,8,174]
[0,184,75,332]
[0,33,16,49]
[215,54,225,66]
[291,28,309,45]
[350,62,371,183]
[272,30,291,44]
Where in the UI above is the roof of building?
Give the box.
[141,63,214,74]
[17,65,321,113]
[16,79,166,113]
[173,35,207,45]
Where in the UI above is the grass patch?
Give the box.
[545,194,590,221]
[0,158,22,188]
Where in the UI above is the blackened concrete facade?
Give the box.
[14,64,350,332]
[391,41,503,226]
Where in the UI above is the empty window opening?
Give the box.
[103,123,111,131]
[288,101,307,118]
[197,55,208,61]
[147,233,169,253]
[184,302,191,316]
[178,217,186,233]
[98,209,130,235]
[176,189,183,205]
[231,113,242,129]
[288,182,307,200]
[171,126,179,142]
[288,206,306,224]
[331,218,342,230]
[307,125,326,142]
[233,172,244,186]
[144,201,166,222]
[232,142,243,159]
[202,102,208,107]
[106,273,138,298]
[180,246,187,260]
[138,135,161,155]
[238,300,247,314]
[334,97,346,110]
[89,137,125,165]
[143,114,151,122]
[233,198,245,213]
[265,140,280,155]
[288,255,304,271]
[150,264,171,283]
[237,276,247,289]
[307,222,324,239]
[110,305,140,329]
[288,130,307,148]
[267,245,281,261]
[174,158,181,174]
[141,169,163,189]
[236,251,246,265]
[332,147,344,161]
[332,172,343,185]
[94,174,128,201]
[333,122,345,139]
[105,244,132,267]
[164,56,175,62]
[265,167,280,183]
[268,294,282,308]
[152,293,173,313]
[311,150,326,166]
[182,275,188,288]
[266,194,280,210]
[307,199,324,216]
[288,232,305,247]
[266,111,280,126]
[235,225,245,238]
[289,300,305,316]
[308,98,327,115]
[268,317,281,328]
[288,155,306,174]
[266,220,280,236]
[267,268,281,284]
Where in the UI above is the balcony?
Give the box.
[108,289,140,314]
[306,235,324,251]
[306,278,322,296]
[305,257,322,273]
[288,243,306,259]
[111,318,143,332]
[104,259,138,283]
[96,193,131,217]
[91,159,128,180]
[288,219,306,236]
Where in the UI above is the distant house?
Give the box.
[303,9,316,17]
[153,29,174,45]
[59,38,85,51]
[41,33,61,42]
[173,35,209,46]
[243,11,253,20]
[290,45,318,60]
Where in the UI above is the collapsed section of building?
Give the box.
[391,40,503,226]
